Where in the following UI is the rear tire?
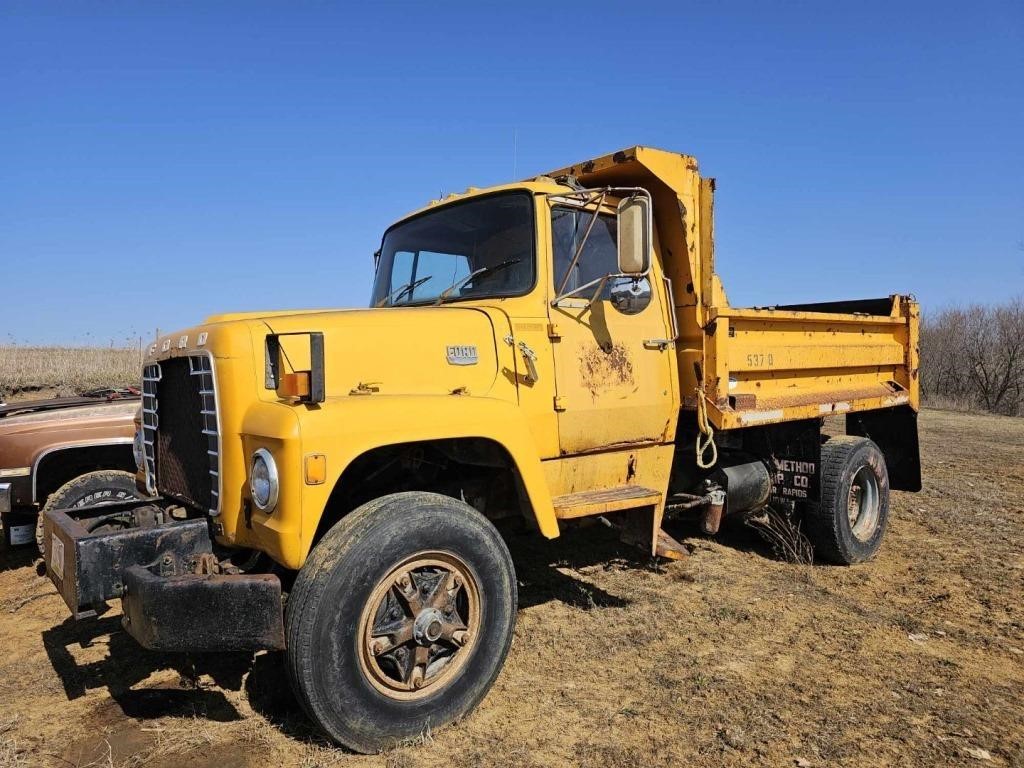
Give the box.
[285,492,517,753]
[805,436,890,565]
[36,469,141,554]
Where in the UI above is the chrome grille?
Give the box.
[141,354,221,515]
[191,354,221,514]
[141,363,160,495]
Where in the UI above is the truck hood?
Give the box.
[0,400,138,435]
[261,306,507,399]
[0,399,137,479]
[148,305,513,401]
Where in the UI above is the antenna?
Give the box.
[512,128,518,178]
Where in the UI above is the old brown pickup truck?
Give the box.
[0,390,143,549]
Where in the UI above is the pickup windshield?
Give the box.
[371,192,535,307]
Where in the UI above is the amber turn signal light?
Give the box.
[304,453,327,485]
[278,371,312,399]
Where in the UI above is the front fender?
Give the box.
[292,394,558,567]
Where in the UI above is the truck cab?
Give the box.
[42,146,920,753]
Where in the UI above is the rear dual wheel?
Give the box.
[805,436,890,565]
[286,492,517,753]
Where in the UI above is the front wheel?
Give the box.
[805,436,890,564]
[285,492,517,753]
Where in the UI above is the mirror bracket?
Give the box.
[265,331,325,404]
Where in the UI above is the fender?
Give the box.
[240,395,558,569]
[31,438,135,503]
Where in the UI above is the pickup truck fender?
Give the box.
[290,394,559,566]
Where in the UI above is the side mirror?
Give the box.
[616,195,651,275]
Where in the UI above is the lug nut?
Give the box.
[370,639,388,656]
[452,630,469,647]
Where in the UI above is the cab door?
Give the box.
[546,200,677,455]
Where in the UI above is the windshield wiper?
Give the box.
[434,259,522,305]
[376,275,433,307]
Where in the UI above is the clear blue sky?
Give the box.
[2,1,1021,345]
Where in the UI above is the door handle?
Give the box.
[643,339,675,350]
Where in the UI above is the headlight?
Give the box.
[250,448,279,512]
[133,429,145,471]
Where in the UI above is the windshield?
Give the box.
[371,192,535,307]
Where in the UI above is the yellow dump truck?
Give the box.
[43,146,920,752]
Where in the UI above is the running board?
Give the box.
[552,486,662,519]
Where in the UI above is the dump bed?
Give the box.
[702,295,919,430]
[543,147,920,431]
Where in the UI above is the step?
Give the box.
[552,485,662,519]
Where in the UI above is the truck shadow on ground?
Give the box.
[42,614,251,722]
[0,543,37,573]
[504,523,647,610]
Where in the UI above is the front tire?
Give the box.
[805,436,890,564]
[285,492,517,753]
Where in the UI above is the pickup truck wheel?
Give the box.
[36,469,141,554]
[285,491,517,753]
[805,436,890,565]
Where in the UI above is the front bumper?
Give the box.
[0,483,36,547]
[43,500,285,652]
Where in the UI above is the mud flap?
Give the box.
[847,405,921,492]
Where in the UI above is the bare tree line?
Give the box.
[920,296,1024,416]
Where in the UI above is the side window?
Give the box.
[552,206,618,297]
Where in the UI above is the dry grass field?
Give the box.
[0,346,141,401]
[0,408,1022,768]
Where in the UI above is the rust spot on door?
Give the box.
[579,342,634,400]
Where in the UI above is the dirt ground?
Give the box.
[1,408,1022,768]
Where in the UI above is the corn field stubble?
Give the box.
[0,346,140,400]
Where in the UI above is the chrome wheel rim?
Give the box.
[848,466,881,542]
[357,552,480,701]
